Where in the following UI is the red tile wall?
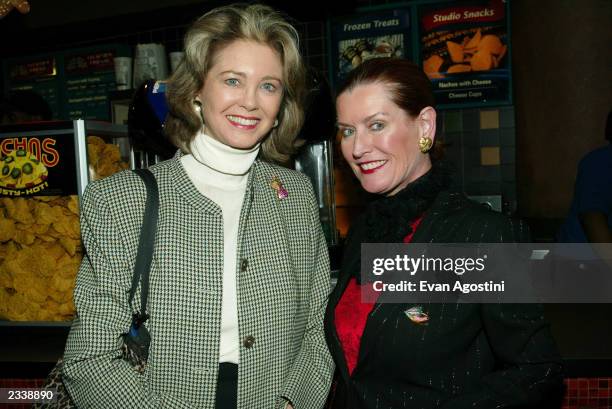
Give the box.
[563,378,612,409]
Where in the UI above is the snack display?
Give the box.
[0,196,80,321]
[87,135,129,181]
[0,123,130,322]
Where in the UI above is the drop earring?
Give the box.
[273,119,279,128]
[193,100,205,125]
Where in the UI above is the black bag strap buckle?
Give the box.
[132,312,150,328]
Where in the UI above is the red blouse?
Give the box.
[334,217,423,375]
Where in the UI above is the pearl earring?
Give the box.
[193,100,204,124]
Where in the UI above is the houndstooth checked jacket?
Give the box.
[62,153,334,408]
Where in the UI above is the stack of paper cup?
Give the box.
[114,57,133,90]
[133,43,169,88]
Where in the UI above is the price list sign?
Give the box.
[5,56,62,119]
[64,50,117,120]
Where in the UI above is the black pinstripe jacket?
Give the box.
[324,191,564,409]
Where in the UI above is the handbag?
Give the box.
[33,168,159,409]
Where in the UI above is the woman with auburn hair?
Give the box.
[63,4,333,408]
[324,57,563,409]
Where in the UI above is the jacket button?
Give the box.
[240,258,248,272]
[243,335,255,349]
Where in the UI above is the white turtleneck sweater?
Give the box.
[180,131,260,364]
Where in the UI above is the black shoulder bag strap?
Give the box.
[120,168,159,368]
[128,168,159,327]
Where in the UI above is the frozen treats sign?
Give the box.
[329,8,412,88]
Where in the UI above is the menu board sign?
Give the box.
[5,56,62,119]
[3,44,130,121]
[64,51,115,75]
[8,57,57,81]
[0,127,78,197]
[329,7,412,88]
[64,49,119,120]
[419,0,511,107]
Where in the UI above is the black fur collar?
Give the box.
[361,160,453,243]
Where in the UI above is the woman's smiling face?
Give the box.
[195,39,284,149]
[336,82,434,196]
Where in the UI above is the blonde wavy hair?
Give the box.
[165,3,306,164]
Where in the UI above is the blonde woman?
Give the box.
[63,4,333,408]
